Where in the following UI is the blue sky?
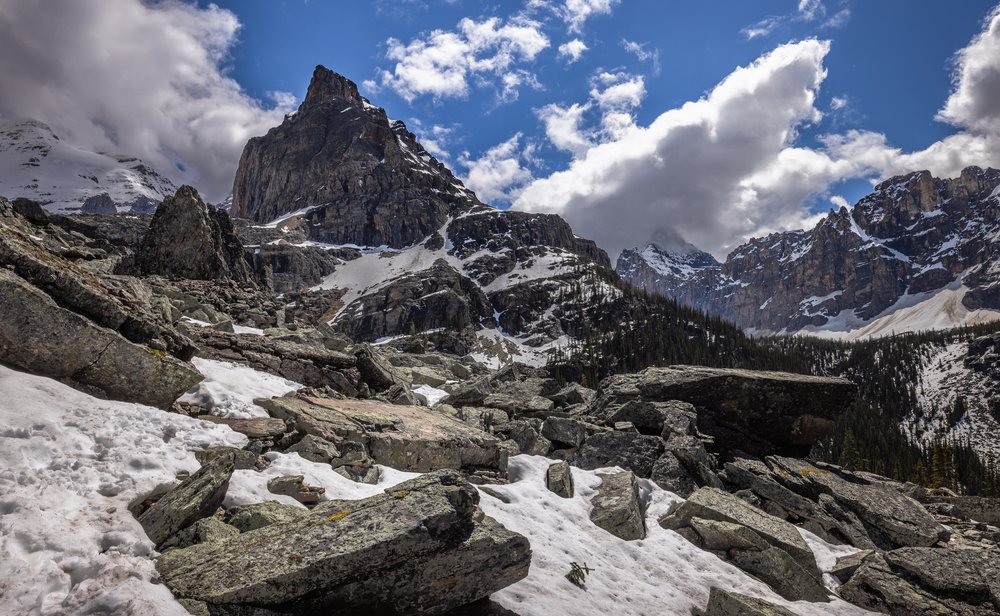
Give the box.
[2,0,999,257]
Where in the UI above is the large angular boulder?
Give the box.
[590,470,646,540]
[259,395,508,476]
[596,366,854,457]
[545,461,574,498]
[839,548,1000,615]
[135,185,255,284]
[0,268,201,408]
[700,588,796,616]
[156,471,531,615]
[661,488,819,578]
[576,431,665,478]
[138,451,235,547]
[768,457,948,549]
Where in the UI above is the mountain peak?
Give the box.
[302,65,364,108]
[648,228,701,256]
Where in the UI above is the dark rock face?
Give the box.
[156,471,531,615]
[594,366,854,458]
[136,185,255,284]
[838,548,1000,615]
[334,260,495,342]
[701,588,796,616]
[246,242,345,293]
[231,66,477,247]
[590,470,646,540]
[80,192,117,215]
[619,166,1000,333]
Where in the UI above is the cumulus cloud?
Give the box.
[0,0,292,202]
[558,39,589,63]
[516,5,1000,260]
[514,40,837,259]
[371,16,549,102]
[458,134,536,203]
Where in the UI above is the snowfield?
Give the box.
[1,363,873,616]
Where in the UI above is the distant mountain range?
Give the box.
[0,118,176,213]
[618,167,1000,339]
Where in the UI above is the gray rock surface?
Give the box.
[156,470,531,615]
[227,501,307,533]
[135,185,255,284]
[700,587,796,616]
[260,395,508,476]
[137,451,235,547]
[590,470,645,540]
[81,192,117,215]
[0,268,201,408]
[545,461,574,498]
[576,431,665,478]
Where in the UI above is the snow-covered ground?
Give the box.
[906,342,1000,459]
[482,456,872,616]
[0,364,245,616]
[178,357,303,418]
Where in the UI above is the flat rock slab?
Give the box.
[156,471,531,615]
[259,396,507,474]
[590,470,646,541]
[197,415,286,439]
[661,487,818,577]
[605,365,855,457]
[138,451,235,547]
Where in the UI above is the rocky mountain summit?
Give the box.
[228,65,616,365]
[619,167,1000,337]
[0,118,177,213]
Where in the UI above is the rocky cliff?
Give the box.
[230,65,612,365]
[618,167,1000,336]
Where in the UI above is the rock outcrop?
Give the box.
[260,395,508,478]
[135,185,255,284]
[590,470,646,540]
[591,366,854,458]
[80,192,117,215]
[0,268,201,408]
[156,470,531,615]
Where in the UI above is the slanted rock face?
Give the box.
[156,471,531,615]
[259,395,509,477]
[135,185,255,284]
[590,470,646,540]
[0,268,201,408]
[80,192,117,214]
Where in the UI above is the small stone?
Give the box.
[545,461,574,498]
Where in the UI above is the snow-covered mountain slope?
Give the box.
[618,167,1000,338]
[0,118,176,212]
[283,210,620,367]
[0,362,872,616]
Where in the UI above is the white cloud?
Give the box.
[937,5,1000,133]
[590,72,646,110]
[0,0,293,202]
[830,96,848,110]
[373,16,549,102]
[514,40,836,259]
[621,40,662,75]
[562,0,622,33]
[741,0,849,40]
[830,195,850,208]
[459,133,536,203]
[558,39,589,63]
[537,102,593,156]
